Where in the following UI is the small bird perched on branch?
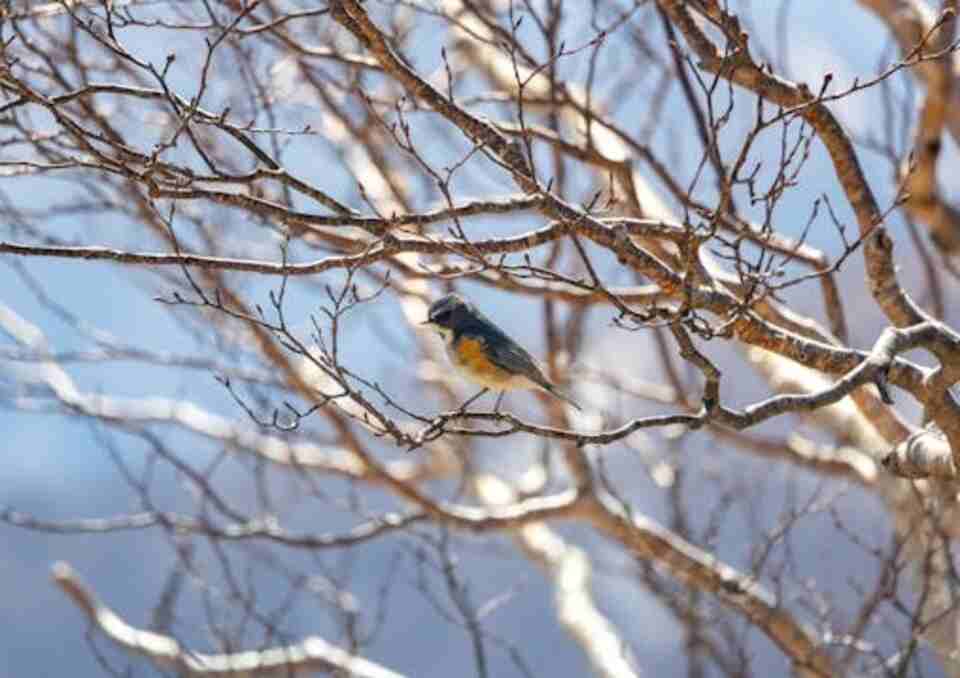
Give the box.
[421,293,581,411]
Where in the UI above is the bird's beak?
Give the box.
[420,319,433,326]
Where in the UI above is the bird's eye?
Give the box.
[433,309,452,322]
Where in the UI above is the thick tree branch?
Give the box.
[658,0,925,327]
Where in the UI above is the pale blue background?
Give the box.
[1,2,955,676]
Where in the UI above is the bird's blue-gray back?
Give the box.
[457,314,548,388]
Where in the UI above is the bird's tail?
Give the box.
[545,384,582,411]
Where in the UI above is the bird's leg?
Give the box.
[461,388,489,410]
[494,391,505,412]
[409,388,487,453]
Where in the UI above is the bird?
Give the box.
[421,293,581,411]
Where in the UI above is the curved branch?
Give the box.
[658,0,924,327]
[53,562,405,678]
[858,0,960,250]
[580,494,835,678]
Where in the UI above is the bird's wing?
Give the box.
[477,329,582,410]
[483,330,550,388]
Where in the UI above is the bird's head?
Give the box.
[421,293,471,339]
